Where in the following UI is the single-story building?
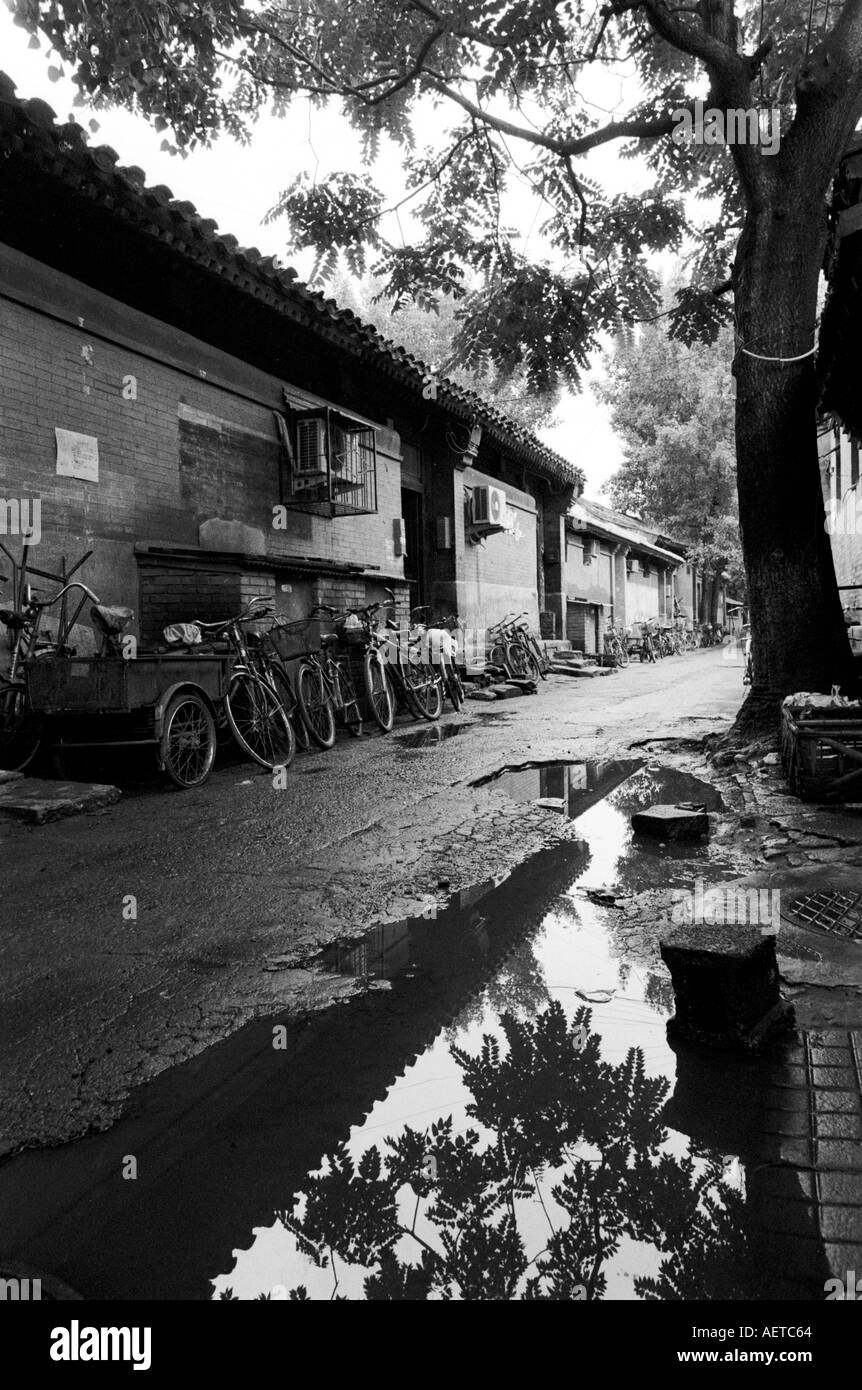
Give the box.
[0,73,582,658]
[560,497,730,653]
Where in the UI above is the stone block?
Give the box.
[0,778,121,824]
[632,803,709,840]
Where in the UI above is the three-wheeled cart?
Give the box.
[27,653,231,788]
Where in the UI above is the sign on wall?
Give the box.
[55,428,99,482]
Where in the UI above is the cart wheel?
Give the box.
[160,692,217,788]
[0,680,42,773]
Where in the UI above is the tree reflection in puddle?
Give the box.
[220,1003,754,1302]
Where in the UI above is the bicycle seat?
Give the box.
[91,604,134,636]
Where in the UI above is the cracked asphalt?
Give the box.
[2,643,860,1161]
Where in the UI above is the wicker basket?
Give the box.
[780,703,862,801]
[265,616,331,662]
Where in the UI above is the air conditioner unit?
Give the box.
[294,418,327,476]
[471,484,507,530]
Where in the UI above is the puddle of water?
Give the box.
[0,765,816,1302]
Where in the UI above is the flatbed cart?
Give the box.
[27,650,230,789]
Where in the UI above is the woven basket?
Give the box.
[266,616,331,662]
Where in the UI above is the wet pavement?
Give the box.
[4,647,862,1299]
[0,754,820,1300]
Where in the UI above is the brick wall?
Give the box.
[0,245,407,641]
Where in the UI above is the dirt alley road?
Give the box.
[1,646,746,1156]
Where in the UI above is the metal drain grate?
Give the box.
[786,890,862,941]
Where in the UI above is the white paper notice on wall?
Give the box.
[55,429,99,482]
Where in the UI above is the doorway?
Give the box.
[401,486,425,609]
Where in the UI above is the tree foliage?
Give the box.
[261,1003,756,1301]
[597,318,745,590]
[327,267,562,433]
[14,0,852,389]
[14,0,862,711]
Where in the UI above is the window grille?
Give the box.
[277,402,378,517]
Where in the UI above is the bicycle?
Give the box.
[330,601,396,732]
[0,577,123,772]
[379,596,443,721]
[487,614,541,682]
[506,612,549,679]
[248,620,311,751]
[602,622,629,667]
[289,606,364,748]
[184,597,296,770]
[428,611,466,711]
[638,624,658,663]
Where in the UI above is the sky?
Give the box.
[0,5,630,493]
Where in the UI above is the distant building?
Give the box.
[559,496,732,653]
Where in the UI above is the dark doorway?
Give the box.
[401,486,425,609]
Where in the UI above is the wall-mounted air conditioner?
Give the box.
[471,484,507,531]
[295,417,328,476]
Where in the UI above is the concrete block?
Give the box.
[467,689,497,702]
[0,778,122,825]
[632,803,709,840]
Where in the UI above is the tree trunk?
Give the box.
[709,572,720,627]
[732,188,853,735]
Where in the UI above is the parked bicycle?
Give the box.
[602,622,629,667]
[332,601,396,732]
[179,596,296,770]
[427,611,466,711]
[267,606,363,748]
[638,623,658,663]
[488,613,542,682]
[379,595,443,721]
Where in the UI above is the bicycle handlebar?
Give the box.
[31,581,102,610]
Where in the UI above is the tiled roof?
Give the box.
[0,71,582,489]
[569,497,685,564]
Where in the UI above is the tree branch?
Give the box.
[428,77,674,155]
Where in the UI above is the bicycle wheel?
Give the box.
[0,679,42,772]
[160,692,217,788]
[296,660,336,749]
[405,659,442,720]
[268,662,309,751]
[333,661,363,737]
[616,640,629,667]
[531,642,549,679]
[488,641,511,675]
[517,644,541,682]
[395,651,425,720]
[363,650,395,731]
[441,655,464,711]
[225,672,296,769]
